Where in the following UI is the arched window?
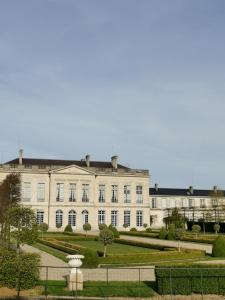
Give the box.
[68,210,76,227]
[82,210,89,224]
[56,209,63,227]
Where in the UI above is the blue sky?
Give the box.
[1,0,225,188]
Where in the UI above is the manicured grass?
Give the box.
[69,240,158,254]
[33,242,68,262]
[40,280,155,297]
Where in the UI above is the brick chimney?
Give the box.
[19,149,23,165]
[111,155,118,169]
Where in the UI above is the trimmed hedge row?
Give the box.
[119,231,159,238]
[37,238,98,267]
[114,238,172,251]
[156,266,225,295]
[182,237,214,244]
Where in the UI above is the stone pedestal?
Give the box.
[68,270,83,291]
[66,254,84,291]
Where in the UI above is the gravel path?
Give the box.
[120,235,213,254]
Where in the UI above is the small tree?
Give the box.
[214,223,220,235]
[192,224,201,238]
[99,223,107,230]
[38,223,48,239]
[8,206,38,252]
[83,223,91,237]
[108,224,120,238]
[175,228,185,252]
[123,223,129,230]
[159,227,168,239]
[99,229,114,257]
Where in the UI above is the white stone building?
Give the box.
[0,150,150,231]
[149,184,225,228]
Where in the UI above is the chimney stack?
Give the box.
[213,185,217,192]
[85,154,90,167]
[111,155,118,169]
[155,183,158,191]
[19,149,23,165]
[189,186,194,194]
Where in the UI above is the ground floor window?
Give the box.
[124,210,130,227]
[136,210,143,227]
[98,210,105,224]
[36,210,44,225]
[68,210,76,227]
[56,209,63,227]
[82,210,89,224]
[111,210,118,227]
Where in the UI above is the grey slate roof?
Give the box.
[5,158,129,170]
[149,188,219,197]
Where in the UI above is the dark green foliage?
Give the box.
[56,223,62,228]
[192,224,201,237]
[0,248,40,290]
[130,227,137,232]
[98,224,107,230]
[163,208,186,229]
[156,266,225,295]
[114,238,172,251]
[119,231,158,238]
[214,223,220,234]
[39,223,48,233]
[212,236,225,257]
[146,227,152,233]
[108,225,120,238]
[83,223,91,235]
[64,224,73,232]
[167,224,176,240]
[159,227,168,239]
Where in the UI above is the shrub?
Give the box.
[99,224,107,230]
[146,227,152,233]
[214,223,220,234]
[123,223,129,230]
[130,227,137,232]
[39,223,48,233]
[167,224,176,240]
[114,238,172,251]
[159,227,168,239]
[212,236,225,257]
[192,224,201,237]
[99,229,114,257]
[64,224,73,232]
[83,223,91,236]
[108,225,120,238]
[143,223,148,229]
[56,223,62,229]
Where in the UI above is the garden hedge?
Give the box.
[119,231,159,238]
[212,236,225,257]
[156,266,225,295]
[114,238,172,251]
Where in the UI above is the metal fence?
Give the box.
[2,266,225,299]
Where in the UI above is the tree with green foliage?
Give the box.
[108,224,120,238]
[83,223,91,237]
[99,228,114,257]
[0,174,21,247]
[158,227,168,239]
[214,223,220,235]
[163,208,186,229]
[8,206,38,252]
[98,223,107,230]
[192,224,201,238]
[38,223,48,239]
[167,224,176,240]
[174,228,185,252]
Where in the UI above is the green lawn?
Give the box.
[33,242,68,262]
[69,240,158,254]
[40,280,155,297]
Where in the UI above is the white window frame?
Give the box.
[136,185,143,203]
[22,182,32,202]
[36,210,44,225]
[37,183,45,202]
[111,210,118,227]
[82,210,89,224]
[111,185,118,203]
[82,184,89,202]
[136,210,143,227]
[124,185,131,203]
[56,209,63,226]
[124,210,130,227]
[68,210,76,227]
[99,185,105,203]
[69,183,76,202]
[56,183,64,202]
[98,210,105,225]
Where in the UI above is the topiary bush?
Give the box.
[212,236,225,257]
[130,227,137,232]
[167,224,176,240]
[159,227,168,239]
[146,227,152,233]
[99,224,107,230]
[64,224,73,232]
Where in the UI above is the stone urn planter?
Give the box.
[66,255,84,291]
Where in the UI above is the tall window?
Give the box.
[99,185,105,203]
[98,210,105,224]
[111,210,118,226]
[37,183,45,202]
[36,210,44,225]
[136,210,143,227]
[56,210,63,227]
[82,184,89,202]
[56,183,64,202]
[69,183,76,202]
[124,185,131,203]
[82,210,89,224]
[136,186,143,203]
[152,198,157,208]
[200,199,205,208]
[124,210,130,227]
[68,210,76,227]
[111,185,118,203]
[22,182,32,202]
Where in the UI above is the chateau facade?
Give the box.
[0,150,150,231]
[0,150,223,231]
